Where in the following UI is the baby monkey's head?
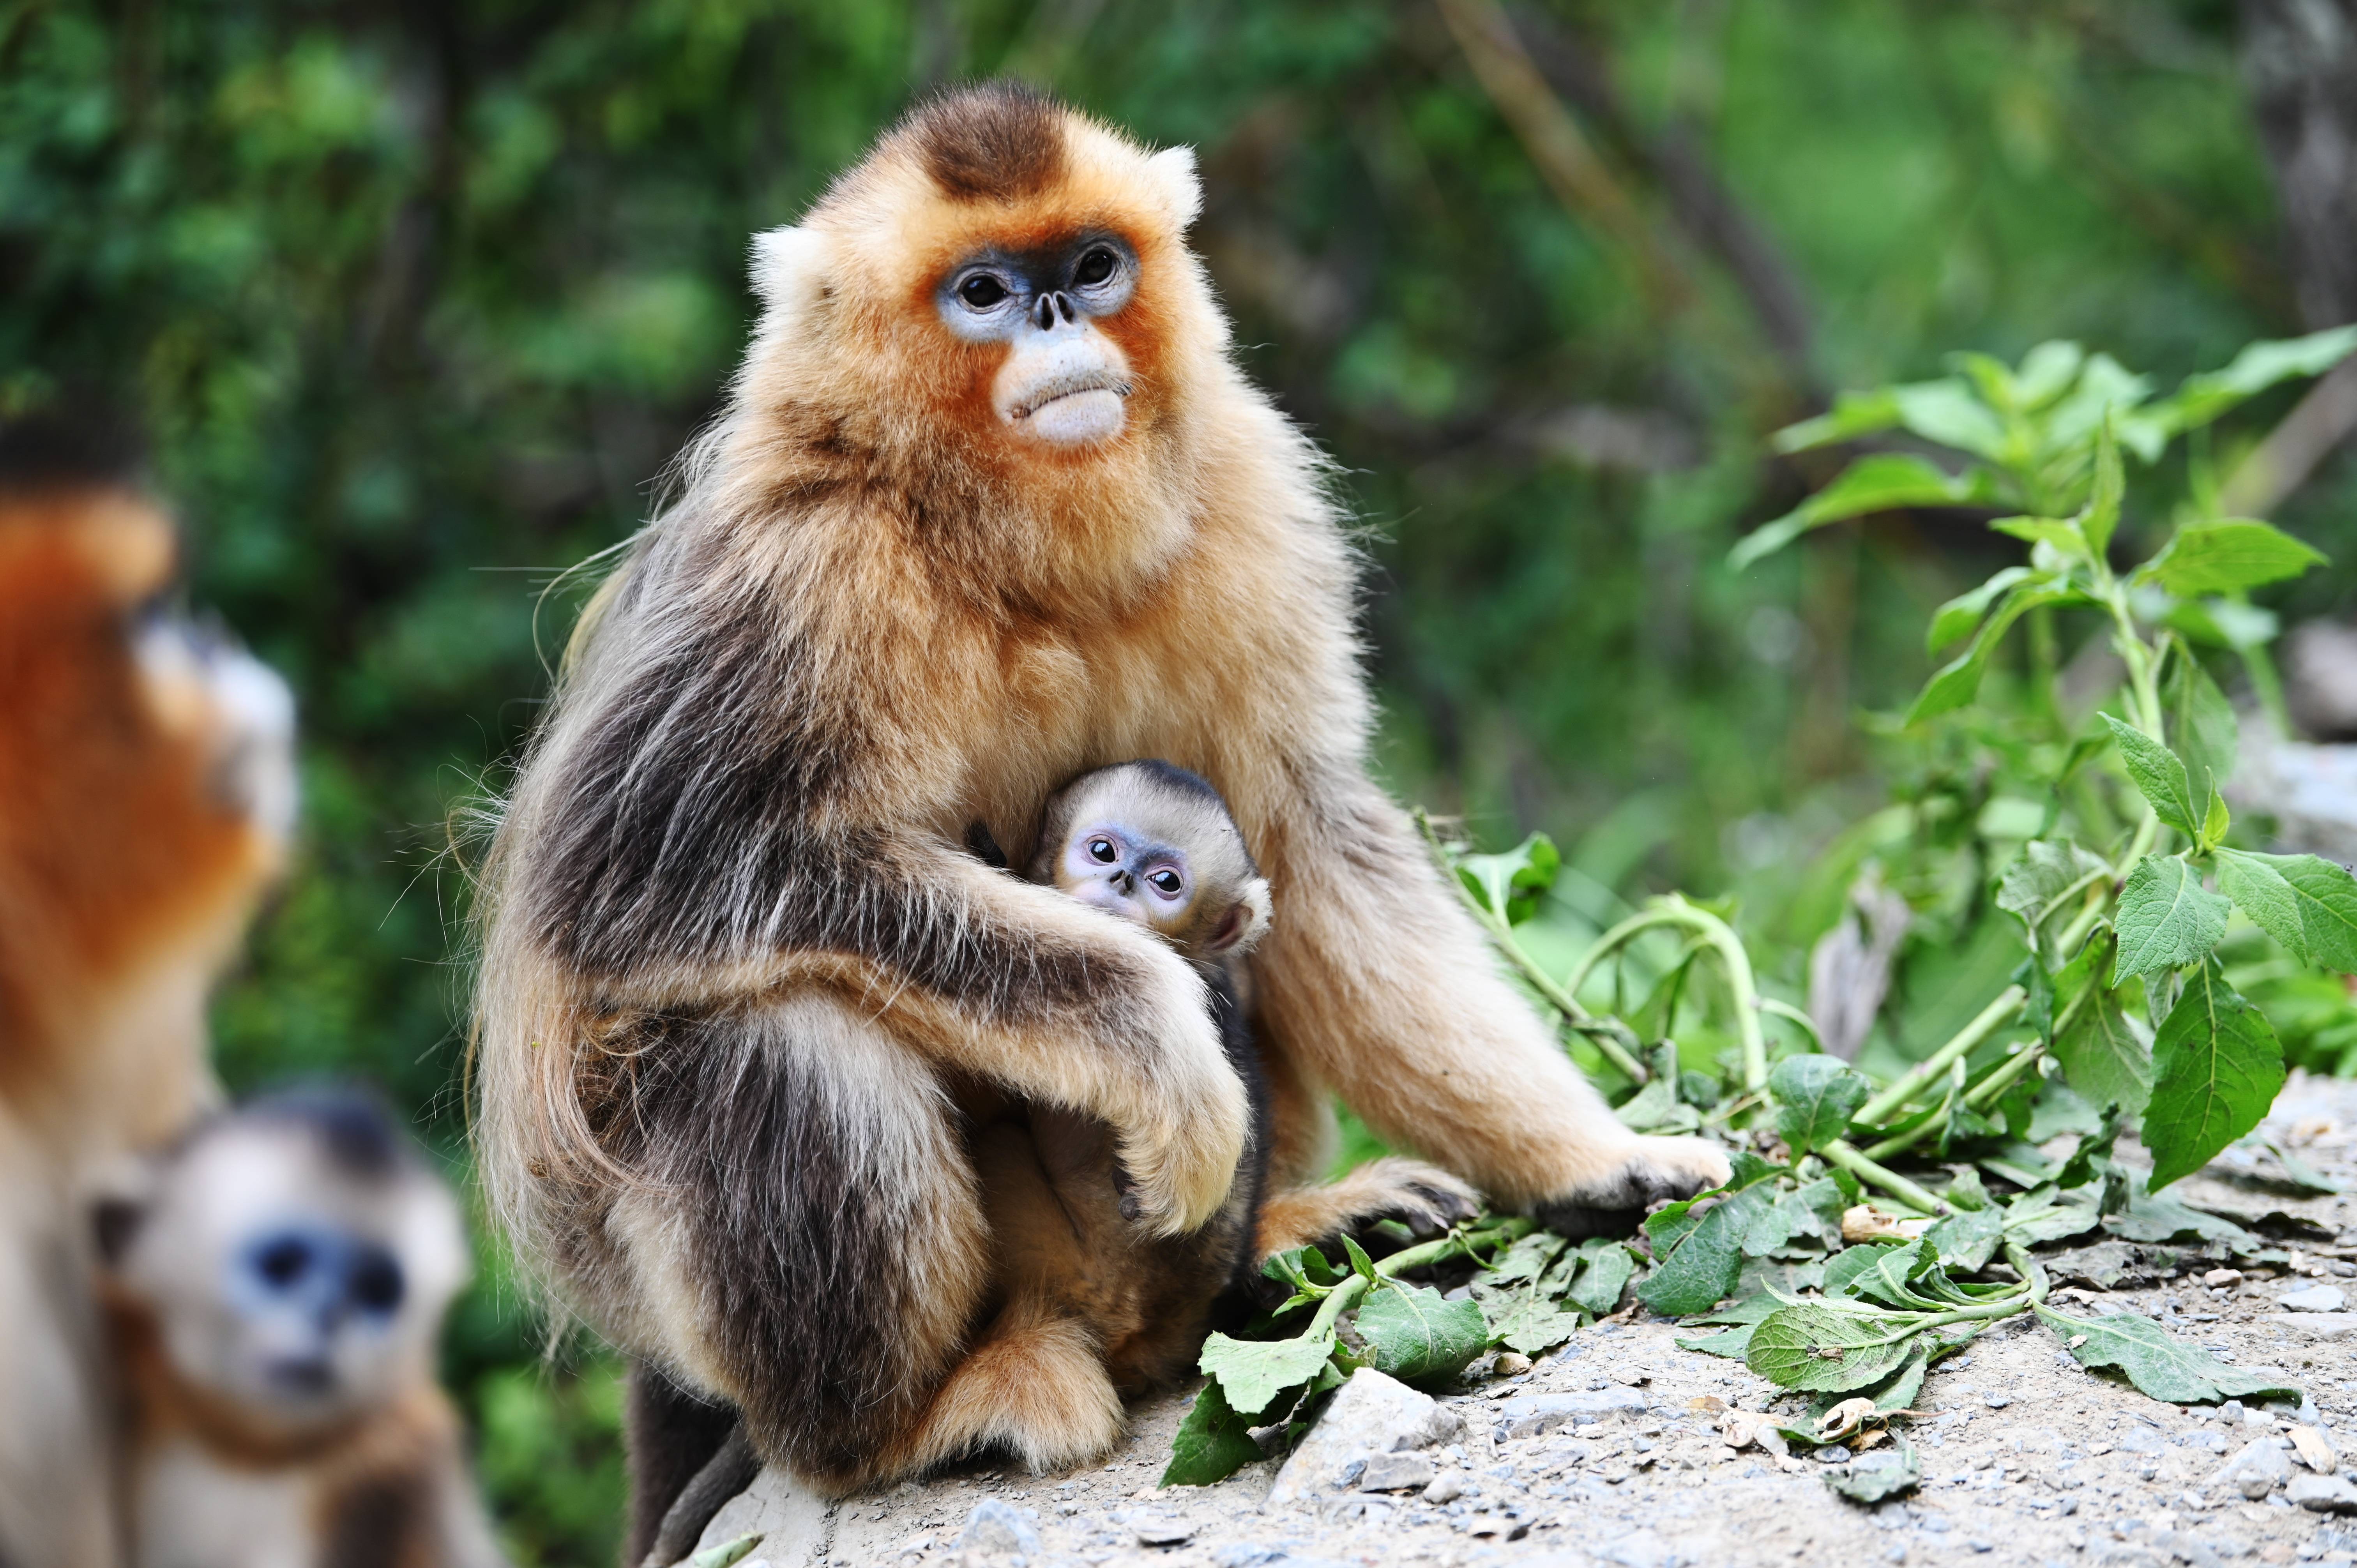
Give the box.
[1031,761,1269,962]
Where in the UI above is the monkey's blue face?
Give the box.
[1061,821,1194,936]
[937,232,1140,447]
[228,1223,408,1398]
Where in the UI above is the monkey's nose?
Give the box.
[1035,292,1075,331]
[1110,869,1134,894]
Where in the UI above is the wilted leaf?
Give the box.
[1747,1303,1921,1392]
[2110,856,2228,982]
[2213,849,2357,972]
[1638,1161,1783,1315]
[1566,1238,1638,1317]
[1828,1238,1937,1309]
[1200,1331,1336,1418]
[1484,1232,1567,1289]
[1745,1177,1846,1256]
[2036,1306,2300,1404]
[2143,958,2285,1190]
[1162,1377,1266,1487]
[1923,1205,2004,1272]
[1355,1282,1489,1386]
[1676,1325,1758,1359]
[1768,1055,1872,1158]
[2138,519,2327,598]
[1488,1292,1585,1356]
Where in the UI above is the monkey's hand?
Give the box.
[1528,1134,1731,1241]
[1097,942,1250,1238]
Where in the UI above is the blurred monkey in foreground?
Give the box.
[96,1089,503,1568]
[0,419,295,1568]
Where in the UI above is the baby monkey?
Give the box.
[95,1089,503,1568]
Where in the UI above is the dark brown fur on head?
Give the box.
[909,80,1065,201]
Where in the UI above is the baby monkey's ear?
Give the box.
[1203,878,1272,957]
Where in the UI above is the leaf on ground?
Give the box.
[2144,957,2285,1190]
[1200,1331,1337,1418]
[1823,1441,1922,1504]
[1867,1345,1935,1413]
[1676,1324,1758,1360]
[1744,1177,1846,1256]
[2051,934,2154,1116]
[1488,1292,1586,1356]
[1924,1205,2005,1272]
[2003,1182,2105,1244]
[1162,1377,1265,1487]
[2102,715,2201,836]
[1566,1238,1638,1317]
[1484,1231,1568,1287]
[1747,1304,1922,1392]
[2111,856,2229,982]
[1639,1184,1777,1315]
[2214,849,2357,972]
[2106,1181,2261,1250]
[1355,1282,1489,1386]
[2037,1307,2300,1404]
[1825,1238,1929,1305]
[1769,1056,1873,1158]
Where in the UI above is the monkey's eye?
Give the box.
[253,1235,313,1290]
[1146,868,1184,898]
[1087,837,1118,863]
[958,274,1009,309]
[1073,247,1118,288]
[349,1248,406,1315]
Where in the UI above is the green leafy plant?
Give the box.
[1163,328,2357,1492]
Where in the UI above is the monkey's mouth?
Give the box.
[1002,371,1134,445]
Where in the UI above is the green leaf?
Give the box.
[1638,1175,1779,1316]
[1770,387,1906,453]
[1339,1233,1378,1284]
[2101,714,2200,835]
[2138,519,2327,598]
[1200,1331,1337,1418]
[2213,849,2357,971]
[1565,1238,1638,1317]
[1890,379,2009,459]
[2107,1180,2262,1248]
[1909,581,2086,723]
[686,1536,766,1568]
[1489,1294,1586,1356]
[1867,1346,1935,1413]
[2051,933,2153,1115]
[1731,455,2002,571]
[1823,1239,1921,1301]
[1747,1303,1922,1392]
[2151,325,2357,433]
[2164,653,2239,800]
[1744,1177,1845,1256]
[1355,1282,1490,1386]
[2201,792,2231,853]
[2002,1182,2104,1245]
[1923,1205,2004,1273]
[2081,417,2125,558]
[1997,839,2111,935]
[2036,1306,2300,1404]
[2143,957,2285,1190]
[1928,567,2031,654]
[1675,1324,1756,1359]
[1453,832,1561,925]
[1989,515,2091,561]
[1483,1231,1567,1288]
[1822,1441,1922,1504]
[2110,857,2229,982]
[1162,1377,1266,1487]
[1767,1056,1871,1158]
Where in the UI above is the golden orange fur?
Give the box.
[473,83,1729,1511]
[0,459,294,1568]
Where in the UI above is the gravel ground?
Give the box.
[694,1073,2357,1568]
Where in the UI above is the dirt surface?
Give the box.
[695,1074,2357,1568]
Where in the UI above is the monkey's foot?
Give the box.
[1530,1135,1732,1241]
[1254,1157,1483,1260]
[886,1311,1124,1480]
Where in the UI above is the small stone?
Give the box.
[1986,1394,2014,1410]
[2207,1269,2246,1289]
[1264,1368,1464,1506]
[1133,1517,1194,1547]
[1358,1451,1437,1492]
[1493,1386,1650,1440]
[1422,1469,1466,1504]
[2290,1426,2338,1473]
[2280,1284,2348,1312]
[2287,1473,2357,1513]
[2215,1438,2295,1499]
[2262,1312,2357,1340]
[957,1498,1041,1557]
[1493,1352,1533,1377]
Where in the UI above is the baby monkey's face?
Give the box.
[1056,819,1203,945]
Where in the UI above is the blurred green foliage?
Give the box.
[7,0,2352,1557]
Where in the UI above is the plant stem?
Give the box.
[1304,1218,1532,1342]
[1307,1274,1368,1341]
[1963,1042,2045,1111]
[1819,1139,1948,1215]
[1566,897,1768,1091]
[1853,987,2027,1128]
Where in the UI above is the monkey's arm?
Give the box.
[1247,773,1729,1217]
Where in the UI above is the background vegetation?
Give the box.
[6,1,2353,1558]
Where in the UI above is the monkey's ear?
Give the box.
[92,1195,145,1269]
[1143,146,1201,230]
[1205,878,1271,956]
[749,225,832,314]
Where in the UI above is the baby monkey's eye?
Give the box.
[1146,869,1184,897]
[959,274,1009,309]
[1073,247,1118,288]
[1087,837,1118,862]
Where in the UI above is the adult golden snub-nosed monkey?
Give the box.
[0,417,296,1568]
[470,80,1730,1536]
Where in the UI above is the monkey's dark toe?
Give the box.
[1533,1152,1720,1240]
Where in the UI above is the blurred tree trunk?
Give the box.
[2223,0,2357,516]
[2240,0,2357,329]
